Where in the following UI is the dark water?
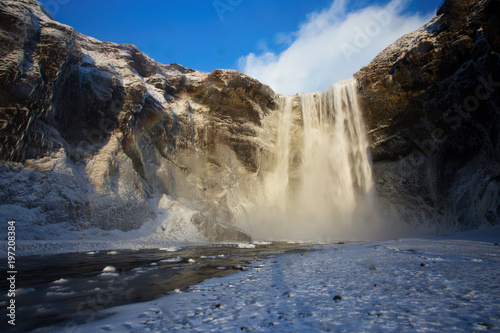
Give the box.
[0,242,314,332]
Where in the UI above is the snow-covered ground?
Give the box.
[0,195,213,257]
[0,221,202,257]
[36,226,500,333]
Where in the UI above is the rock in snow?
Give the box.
[0,0,499,245]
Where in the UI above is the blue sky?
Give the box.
[44,0,440,94]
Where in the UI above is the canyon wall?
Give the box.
[0,0,280,241]
[355,0,500,232]
[0,0,498,241]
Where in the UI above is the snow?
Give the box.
[0,232,255,258]
[159,257,184,263]
[0,194,211,257]
[0,236,194,257]
[200,254,228,259]
[159,246,182,252]
[235,243,256,249]
[102,266,117,273]
[40,226,500,333]
[155,195,207,241]
[11,288,35,296]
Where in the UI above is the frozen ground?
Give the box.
[0,195,211,257]
[37,226,500,333]
[0,225,200,257]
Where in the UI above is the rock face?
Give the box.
[1,0,498,241]
[0,0,275,241]
[355,0,500,230]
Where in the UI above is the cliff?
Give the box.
[0,0,498,242]
[355,0,500,230]
[0,0,278,241]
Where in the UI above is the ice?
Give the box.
[252,241,272,245]
[47,226,500,332]
[102,266,117,272]
[159,257,183,263]
[46,291,76,297]
[235,243,256,249]
[158,247,182,252]
[0,224,196,257]
[12,288,35,296]
[200,254,228,259]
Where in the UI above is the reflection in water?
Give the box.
[0,242,314,332]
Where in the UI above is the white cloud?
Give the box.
[238,0,434,95]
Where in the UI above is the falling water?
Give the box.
[264,96,294,218]
[251,78,377,240]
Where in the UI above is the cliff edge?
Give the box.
[355,0,500,230]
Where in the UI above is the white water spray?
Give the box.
[251,78,378,240]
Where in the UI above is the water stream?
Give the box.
[0,243,314,332]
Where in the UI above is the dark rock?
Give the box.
[232,265,246,271]
[205,223,252,243]
[1,0,499,241]
[355,0,500,230]
[0,0,276,238]
[477,322,495,329]
[333,295,343,301]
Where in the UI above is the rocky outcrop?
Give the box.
[1,0,498,242]
[355,0,500,230]
[0,0,277,241]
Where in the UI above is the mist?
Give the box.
[244,79,389,241]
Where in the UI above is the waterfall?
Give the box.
[264,95,294,218]
[251,78,378,241]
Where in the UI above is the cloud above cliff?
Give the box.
[238,0,433,95]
